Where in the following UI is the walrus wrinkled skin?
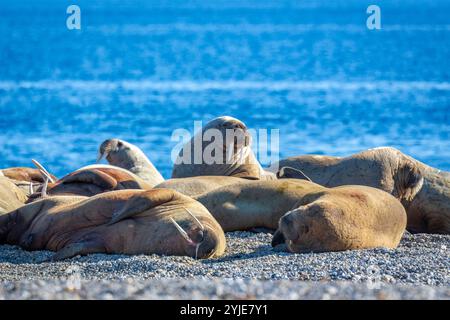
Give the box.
[97,139,164,187]
[155,176,247,197]
[0,189,226,260]
[273,147,450,234]
[27,165,153,201]
[0,177,28,215]
[172,116,275,180]
[195,180,406,253]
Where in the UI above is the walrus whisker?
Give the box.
[170,218,194,244]
[31,159,55,183]
[183,207,205,231]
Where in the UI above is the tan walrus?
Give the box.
[172,116,275,180]
[273,147,450,234]
[97,139,164,187]
[1,165,58,196]
[0,176,28,215]
[155,176,247,197]
[0,188,226,260]
[195,179,406,253]
[27,164,153,201]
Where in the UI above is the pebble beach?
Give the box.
[1,231,448,299]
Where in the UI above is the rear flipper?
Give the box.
[51,240,106,261]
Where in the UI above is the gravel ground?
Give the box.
[0,231,448,299]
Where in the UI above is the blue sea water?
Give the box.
[0,0,449,178]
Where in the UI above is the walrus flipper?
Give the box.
[51,241,106,261]
[277,166,312,182]
[108,189,175,225]
[62,169,118,190]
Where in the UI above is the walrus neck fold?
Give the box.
[407,169,450,234]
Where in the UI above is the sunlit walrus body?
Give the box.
[28,164,152,201]
[155,176,247,197]
[0,189,226,260]
[0,176,28,215]
[273,147,450,234]
[1,167,58,196]
[195,180,406,253]
[172,116,275,180]
[97,139,164,187]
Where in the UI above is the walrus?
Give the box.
[0,176,28,215]
[0,188,226,260]
[155,176,248,197]
[97,139,164,187]
[27,164,153,201]
[195,180,406,253]
[1,164,58,196]
[272,147,450,234]
[172,116,276,180]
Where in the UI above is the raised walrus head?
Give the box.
[272,185,407,253]
[27,165,153,202]
[97,139,164,186]
[1,189,226,260]
[171,116,269,179]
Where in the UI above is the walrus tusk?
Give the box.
[183,207,205,231]
[29,182,34,195]
[41,175,49,198]
[31,159,55,183]
[169,218,195,245]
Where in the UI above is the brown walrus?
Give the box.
[1,163,58,196]
[0,176,28,215]
[195,180,406,253]
[272,147,450,234]
[155,176,247,197]
[172,116,275,180]
[0,188,226,260]
[27,164,153,202]
[97,139,164,187]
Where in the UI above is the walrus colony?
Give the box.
[0,116,448,260]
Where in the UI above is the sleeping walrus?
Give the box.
[97,139,164,187]
[195,179,406,252]
[0,188,226,260]
[172,116,275,180]
[1,165,58,196]
[27,164,153,202]
[273,147,450,234]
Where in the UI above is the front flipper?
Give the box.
[51,240,106,261]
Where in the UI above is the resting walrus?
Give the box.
[0,176,28,215]
[1,165,58,196]
[195,180,406,252]
[0,188,226,260]
[272,147,450,234]
[172,116,275,180]
[27,164,153,201]
[97,139,164,187]
[155,176,247,197]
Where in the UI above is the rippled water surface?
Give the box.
[0,0,449,177]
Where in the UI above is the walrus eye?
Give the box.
[117,141,123,148]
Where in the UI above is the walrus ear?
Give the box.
[271,229,286,247]
[61,169,117,190]
[277,167,312,181]
[108,189,174,225]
